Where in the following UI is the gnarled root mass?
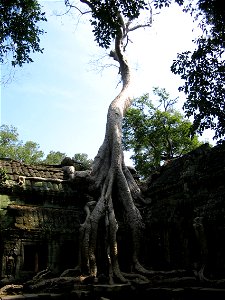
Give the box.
[73,119,151,285]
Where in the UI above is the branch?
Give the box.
[79,0,95,12]
[89,52,119,74]
[128,22,152,32]
[18,170,91,185]
[127,2,153,33]
[18,176,68,185]
[64,0,92,15]
[54,6,72,17]
[127,4,152,32]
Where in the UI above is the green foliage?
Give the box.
[122,87,203,178]
[0,124,93,168]
[43,151,67,165]
[16,141,44,164]
[0,0,47,67]
[72,153,93,170]
[169,0,225,142]
[171,41,225,141]
[0,124,44,164]
[153,0,184,9]
[66,0,149,48]
[0,124,20,159]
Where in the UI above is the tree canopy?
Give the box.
[64,0,225,142]
[0,124,44,164]
[43,151,67,165]
[0,0,46,67]
[169,0,225,142]
[1,0,224,141]
[65,0,150,49]
[72,153,93,170]
[122,87,203,178]
[0,124,92,167]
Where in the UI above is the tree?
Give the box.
[0,0,46,67]
[63,0,153,283]
[0,124,19,159]
[0,124,44,164]
[16,140,44,164]
[72,153,93,170]
[43,151,67,165]
[168,0,225,142]
[122,87,203,178]
[0,125,92,167]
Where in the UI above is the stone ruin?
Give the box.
[0,142,225,298]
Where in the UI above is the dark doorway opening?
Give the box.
[59,240,77,272]
[23,244,48,272]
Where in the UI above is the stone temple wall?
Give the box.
[140,143,225,278]
[0,159,91,280]
[1,143,225,281]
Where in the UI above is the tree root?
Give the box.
[0,284,23,296]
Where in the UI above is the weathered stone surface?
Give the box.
[1,143,225,289]
[141,143,225,278]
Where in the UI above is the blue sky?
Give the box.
[0,1,211,164]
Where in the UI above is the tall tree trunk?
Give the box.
[78,24,148,283]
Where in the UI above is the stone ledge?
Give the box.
[0,294,62,300]
[1,287,225,299]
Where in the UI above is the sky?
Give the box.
[0,1,213,164]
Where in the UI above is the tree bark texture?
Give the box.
[76,24,147,283]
